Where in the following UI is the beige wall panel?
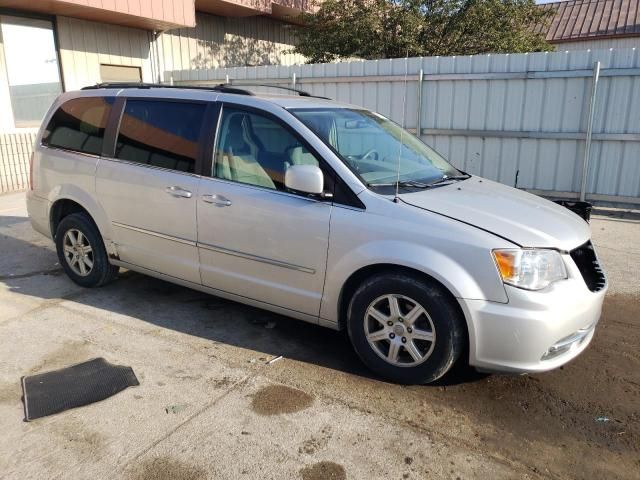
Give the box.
[161,11,304,81]
[57,16,153,91]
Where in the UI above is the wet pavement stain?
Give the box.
[130,457,206,480]
[300,461,346,480]
[250,384,314,416]
[27,340,92,375]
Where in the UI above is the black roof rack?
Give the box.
[81,81,330,100]
[81,82,254,96]
[227,82,329,99]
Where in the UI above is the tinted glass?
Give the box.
[116,100,205,174]
[42,97,113,155]
[214,107,320,191]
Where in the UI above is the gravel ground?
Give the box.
[0,191,638,480]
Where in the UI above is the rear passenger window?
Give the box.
[115,100,205,174]
[42,97,113,155]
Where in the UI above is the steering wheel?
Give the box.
[360,149,379,162]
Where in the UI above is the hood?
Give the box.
[399,177,590,251]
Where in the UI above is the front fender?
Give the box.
[320,239,508,324]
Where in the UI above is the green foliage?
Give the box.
[294,0,554,63]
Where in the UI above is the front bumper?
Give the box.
[459,254,607,374]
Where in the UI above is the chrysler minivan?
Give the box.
[26,83,607,384]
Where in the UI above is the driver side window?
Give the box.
[213,106,320,191]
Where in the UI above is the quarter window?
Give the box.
[214,107,321,191]
[42,97,113,155]
[115,100,205,174]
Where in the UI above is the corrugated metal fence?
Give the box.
[0,131,36,194]
[174,48,640,207]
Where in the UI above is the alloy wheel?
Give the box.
[63,228,94,277]
[364,294,436,367]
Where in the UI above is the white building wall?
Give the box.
[554,37,640,51]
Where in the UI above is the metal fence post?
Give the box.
[416,69,424,137]
[291,72,297,89]
[581,61,601,202]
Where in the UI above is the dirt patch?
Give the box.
[0,380,21,405]
[130,457,207,480]
[50,418,107,458]
[250,384,314,416]
[28,340,92,375]
[299,426,333,454]
[300,461,346,480]
[210,376,234,389]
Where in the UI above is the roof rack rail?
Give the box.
[81,81,331,100]
[227,82,329,99]
[81,82,255,96]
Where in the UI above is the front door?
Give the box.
[197,105,333,316]
[96,98,208,284]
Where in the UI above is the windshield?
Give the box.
[290,108,462,187]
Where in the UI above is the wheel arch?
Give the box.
[337,264,469,343]
[50,199,91,238]
[47,185,113,242]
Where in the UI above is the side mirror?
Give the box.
[285,164,324,195]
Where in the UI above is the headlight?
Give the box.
[493,249,567,291]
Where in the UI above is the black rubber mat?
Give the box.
[21,357,139,421]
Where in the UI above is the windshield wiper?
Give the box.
[426,174,471,186]
[369,174,471,189]
[368,180,432,188]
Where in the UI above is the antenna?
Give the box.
[394,52,410,203]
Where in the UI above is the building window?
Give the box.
[100,64,142,83]
[0,15,63,128]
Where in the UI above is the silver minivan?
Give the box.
[27,84,607,384]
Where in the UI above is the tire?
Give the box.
[347,273,465,384]
[55,212,119,288]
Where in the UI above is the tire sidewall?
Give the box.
[55,213,113,288]
[347,273,465,384]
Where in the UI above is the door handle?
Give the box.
[202,194,232,207]
[166,186,192,198]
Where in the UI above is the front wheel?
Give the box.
[347,273,466,384]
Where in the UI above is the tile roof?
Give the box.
[537,0,640,42]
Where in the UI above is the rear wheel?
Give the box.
[347,273,465,384]
[55,212,119,287]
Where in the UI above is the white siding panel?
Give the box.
[555,38,640,51]
[57,16,153,90]
[160,12,304,77]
